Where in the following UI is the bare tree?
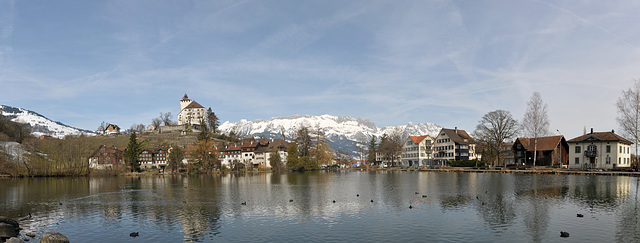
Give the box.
[617,79,640,166]
[522,92,550,167]
[378,128,403,166]
[151,117,162,130]
[474,110,519,167]
[130,123,145,133]
[295,126,312,157]
[97,121,106,133]
[160,112,174,126]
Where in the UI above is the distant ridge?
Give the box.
[0,105,94,139]
[218,114,442,158]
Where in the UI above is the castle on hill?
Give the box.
[177,93,206,127]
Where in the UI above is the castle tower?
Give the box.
[180,93,191,111]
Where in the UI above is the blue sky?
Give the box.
[1,0,640,139]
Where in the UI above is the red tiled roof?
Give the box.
[184,100,204,109]
[516,135,564,151]
[567,131,632,144]
[409,135,431,144]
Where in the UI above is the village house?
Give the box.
[476,142,516,166]
[219,138,288,169]
[401,135,434,167]
[97,124,121,135]
[375,151,402,167]
[567,129,633,170]
[139,147,169,171]
[513,136,568,167]
[88,145,124,170]
[433,127,476,165]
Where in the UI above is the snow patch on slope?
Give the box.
[0,105,94,139]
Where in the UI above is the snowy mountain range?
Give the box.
[0,105,94,139]
[218,115,442,158]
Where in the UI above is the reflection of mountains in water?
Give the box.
[4,173,638,242]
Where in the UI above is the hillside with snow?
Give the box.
[0,105,94,139]
[218,115,442,158]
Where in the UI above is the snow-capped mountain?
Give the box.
[218,115,442,158]
[0,105,94,139]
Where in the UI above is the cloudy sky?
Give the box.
[1,0,639,139]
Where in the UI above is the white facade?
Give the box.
[219,139,288,169]
[433,127,476,164]
[568,130,632,170]
[401,135,434,167]
[177,94,207,126]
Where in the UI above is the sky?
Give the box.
[1,0,640,140]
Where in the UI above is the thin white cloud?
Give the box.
[0,0,14,40]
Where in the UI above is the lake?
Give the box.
[1,171,640,242]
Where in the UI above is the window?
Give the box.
[606,145,611,153]
[575,146,581,153]
[575,157,579,164]
[619,158,622,164]
[620,146,622,153]
[606,156,610,164]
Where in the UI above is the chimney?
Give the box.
[590,128,593,134]
[455,127,458,133]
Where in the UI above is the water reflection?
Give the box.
[1,172,639,242]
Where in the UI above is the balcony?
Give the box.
[584,150,597,157]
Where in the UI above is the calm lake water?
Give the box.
[1,171,640,242]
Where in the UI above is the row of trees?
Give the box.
[363,129,404,166]
[474,92,550,167]
[123,129,219,173]
[286,125,335,171]
[477,78,640,168]
[0,115,32,143]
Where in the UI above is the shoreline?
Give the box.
[356,167,640,177]
[3,167,640,178]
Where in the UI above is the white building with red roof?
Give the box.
[401,135,434,167]
[177,93,207,127]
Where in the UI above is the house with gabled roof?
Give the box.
[219,138,288,169]
[513,135,568,167]
[99,123,120,135]
[401,135,434,167]
[177,93,207,128]
[88,145,124,170]
[433,127,476,165]
[567,129,632,170]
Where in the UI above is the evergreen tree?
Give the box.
[286,142,301,171]
[207,107,220,133]
[269,150,283,172]
[125,132,143,172]
[367,136,377,164]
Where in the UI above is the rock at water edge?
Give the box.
[6,237,25,243]
[0,222,18,238]
[0,217,19,229]
[40,232,69,243]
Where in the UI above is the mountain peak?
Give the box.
[219,114,441,158]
